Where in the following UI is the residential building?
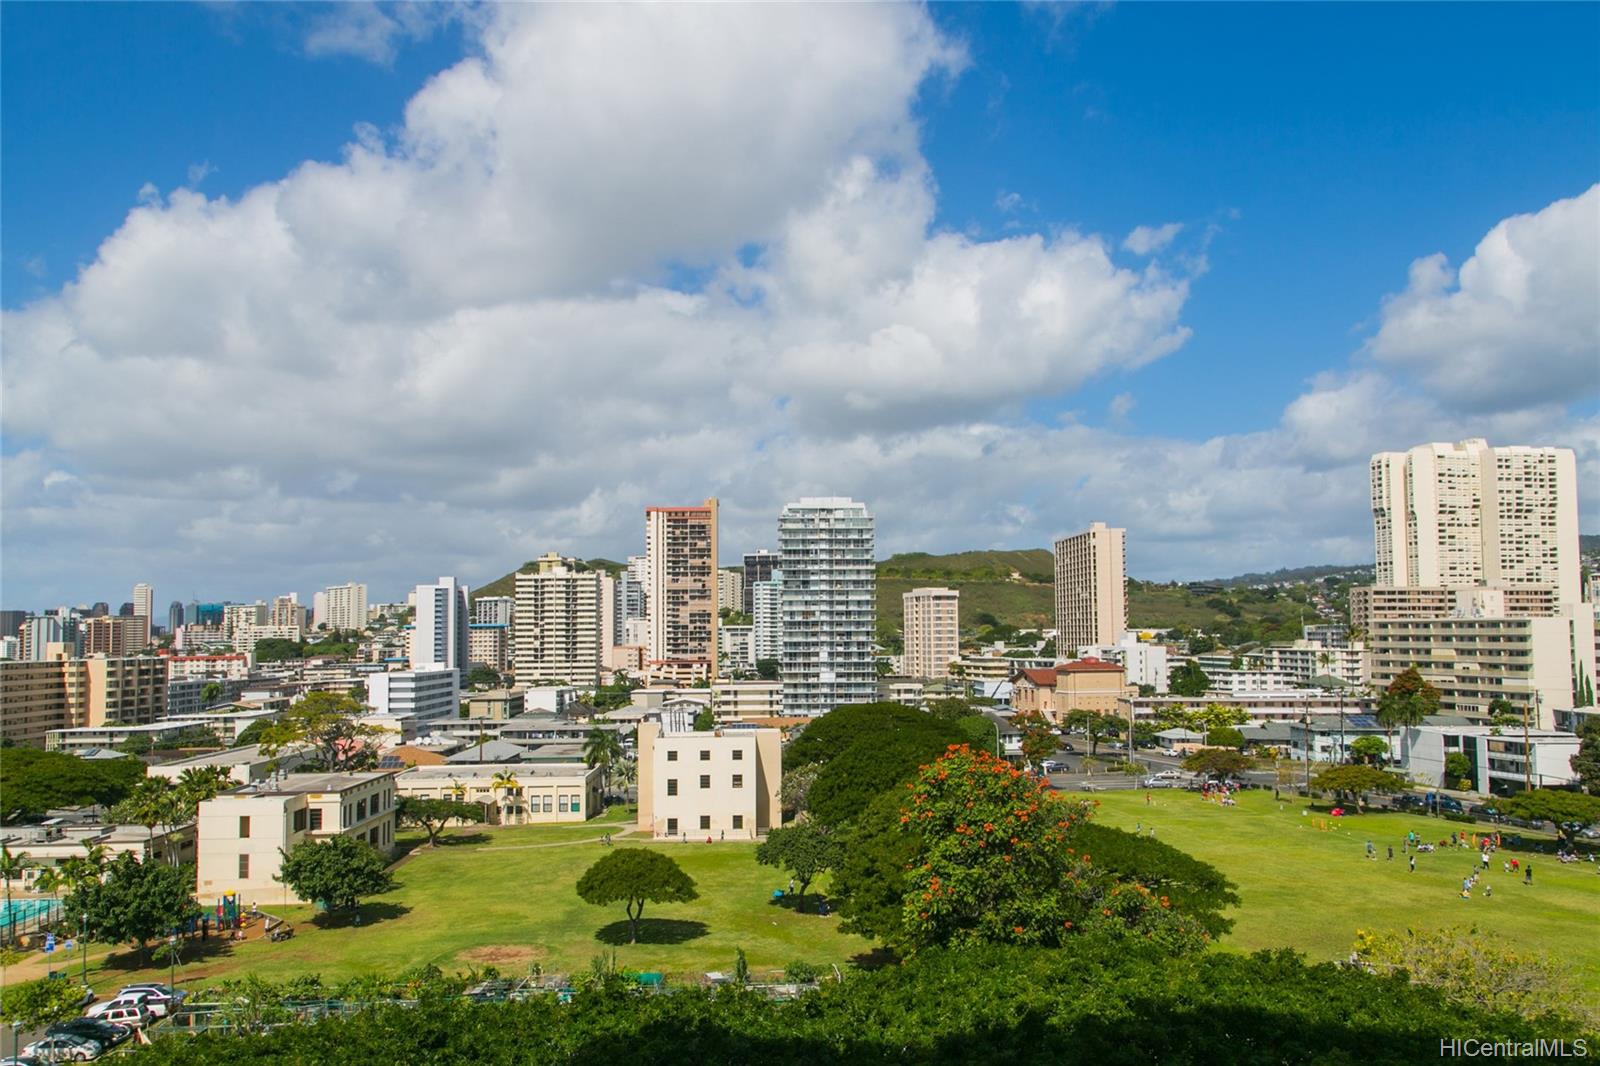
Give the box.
[472,596,515,628]
[319,582,369,631]
[83,615,149,656]
[751,575,783,664]
[644,500,719,680]
[393,763,602,825]
[711,680,783,718]
[168,601,185,635]
[177,624,230,651]
[222,602,268,640]
[1246,639,1365,686]
[132,584,154,627]
[269,594,308,635]
[1366,591,1594,729]
[742,550,779,615]
[877,676,927,709]
[513,554,603,687]
[165,677,207,718]
[637,712,781,840]
[609,569,643,647]
[1370,440,1580,603]
[413,576,470,679]
[1053,522,1127,652]
[718,569,745,614]
[779,497,876,717]
[464,689,525,720]
[1402,724,1582,795]
[1349,584,1557,634]
[1078,634,1171,693]
[719,624,755,672]
[195,772,398,904]
[468,624,510,673]
[0,636,16,661]
[366,665,461,723]
[903,587,960,680]
[951,655,1032,682]
[166,654,250,682]
[1,653,167,747]
[2,821,196,881]
[233,624,303,659]
[18,615,69,661]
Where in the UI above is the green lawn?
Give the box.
[1071,789,1600,998]
[39,809,870,991]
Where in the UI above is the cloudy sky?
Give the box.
[3,3,1597,609]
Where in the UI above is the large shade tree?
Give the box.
[575,849,697,944]
[259,692,384,772]
[755,823,841,910]
[276,836,396,919]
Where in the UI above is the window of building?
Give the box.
[699,750,711,761]
[666,779,678,796]
[732,774,743,789]
[699,815,711,830]
[309,808,323,831]
[357,799,367,821]
[238,816,251,838]
[292,809,307,832]
[699,775,710,789]
[543,796,553,812]
[558,795,569,813]
[666,818,678,836]
[731,749,743,761]
[732,815,744,830]
[238,853,250,878]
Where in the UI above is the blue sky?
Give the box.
[2,3,1596,606]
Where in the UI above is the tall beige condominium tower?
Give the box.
[903,587,960,679]
[132,584,154,625]
[319,582,368,632]
[645,499,719,680]
[1370,440,1580,604]
[1053,522,1127,654]
[513,553,603,687]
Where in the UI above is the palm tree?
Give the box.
[177,765,234,818]
[583,727,624,800]
[119,777,182,862]
[489,771,520,825]
[448,778,467,802]
[614,759,638,798]
[0,846,31,945]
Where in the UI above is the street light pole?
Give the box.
[1522,694,1536,793]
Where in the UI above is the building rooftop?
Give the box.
[153,744,285,769]
[225,771,393,797]
[396,762,593,782]
[1057,659,1125,674]
[1014,667,1058,687]
[445,739,535,763]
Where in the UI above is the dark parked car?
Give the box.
[46,1020,130,1049]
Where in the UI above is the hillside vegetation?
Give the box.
[471,558,624,601]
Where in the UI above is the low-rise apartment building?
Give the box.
[637,713,781,841]
[195,772,398,905]
[1402,724,1582,795]
[1350,584,1558,633]
[464,688,525,720]
[711,680,783,718]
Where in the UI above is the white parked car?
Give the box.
[85,994,151,1020]
[115,984,186,1017]
[94,1004,151,1029]
[23,1034,100,1062]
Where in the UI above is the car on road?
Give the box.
[22,1034,100,1062]
[1041,760,1069,773]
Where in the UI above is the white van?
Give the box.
[86,993,150,1020]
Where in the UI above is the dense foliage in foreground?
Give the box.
[133,944,1593,1065]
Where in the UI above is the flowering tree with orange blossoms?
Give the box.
[897,744,1208,953]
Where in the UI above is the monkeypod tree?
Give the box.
[576,849,697,944]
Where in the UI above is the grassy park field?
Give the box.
[1070,788,1600,999]
[11,805,871,991]
[7,790,1596,1002]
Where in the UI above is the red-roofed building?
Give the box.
[1052,658,1133,722]
[1010,667,1059,718]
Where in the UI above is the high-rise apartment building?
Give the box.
[269,594,308,635]
[168,601,185,635]
[779,498,876,716]
[0,653,167,747]
[644,500,719,679]
[752,575,783,665]
[742,550,779,615]
[1053,522,1127,653]
[609,569,643,648]
[83,615,150,656]
[472,596,515,628]
[903,587,960,679]
[513,554,603,686]
[1370,440,1580,603]
[222,602,267,640]
[132,584,154,626]
[318,582,368,632]
[413,577,470,678]
[19,616,69,661]
[717,569,745,614]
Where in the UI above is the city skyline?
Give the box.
[2,4,1595,607]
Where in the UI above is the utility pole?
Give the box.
[1523,694,1536,793]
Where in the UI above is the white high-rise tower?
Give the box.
[778,497,876,716]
